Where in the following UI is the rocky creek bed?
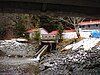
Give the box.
[0,40,100,75]
[38,45,100,75]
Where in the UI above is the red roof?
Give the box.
[49,30,59,34]
[27,28,48,33]
[27,28,39,33]
[79,20,100,25]
[63,29,76,32]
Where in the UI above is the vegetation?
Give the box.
[15,18,26,38]
[0,25,6,39]
[96,41,100,45]
[0,13,17,39]
[0,13,99,39]
[58,16,85,38]
[57,24,64,41]
[32,30,40,40]
[57,37,86,51]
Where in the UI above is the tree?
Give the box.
[0,13,17,39]
[45,15,65,40]
[57,22,64,40]
[47,15,85,38]
[21,14,34,30]
[31,15,41,41]
[60,16,85,38]
[15,14,41,38]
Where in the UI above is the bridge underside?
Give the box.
[0,1,100,17]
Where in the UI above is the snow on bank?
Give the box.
[63,38,100,50]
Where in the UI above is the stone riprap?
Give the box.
[38,45,100,75]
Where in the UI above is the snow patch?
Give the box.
[63,38,100,50]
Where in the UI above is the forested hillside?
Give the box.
[0,13,99,39]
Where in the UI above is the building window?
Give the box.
[96,24,98,27]
[82,25,85,28]
[88,25,90,28]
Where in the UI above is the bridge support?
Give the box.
[40,41,56,52]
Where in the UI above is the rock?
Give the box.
[1,39,100,75]
[0,50,6,56]
[38,43,100,75]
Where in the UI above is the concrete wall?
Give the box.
[62,32,78,39]
[79,24,100,38]
[79,25,100,31]
[79,32,91,38]
[62,32,91,39]
[41,34,57,40]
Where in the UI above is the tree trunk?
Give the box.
[74,25,80,38]
[5,29,14,40]
[76,30,80,38]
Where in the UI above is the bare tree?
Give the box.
[59,16,85,38]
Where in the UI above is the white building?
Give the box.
[27,28,48,39]
[62,30,77,39]
[79,20,100,38]
[41,30,59,41]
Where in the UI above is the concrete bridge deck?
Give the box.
[0,0,100,17]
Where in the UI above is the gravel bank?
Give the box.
[0,40,39,57]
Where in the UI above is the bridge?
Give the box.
[0,0,100,17]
